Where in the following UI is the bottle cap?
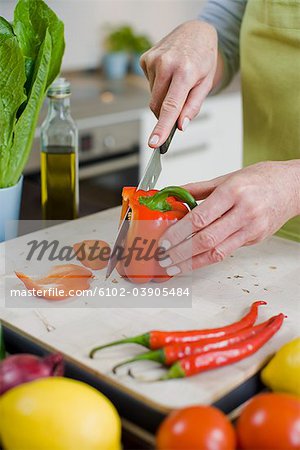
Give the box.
[47,77,71,98]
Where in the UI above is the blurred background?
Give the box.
[2,0,203,71]
[1,0,242,220]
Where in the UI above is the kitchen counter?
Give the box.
[1,207,299,429]
[33,69,241,128]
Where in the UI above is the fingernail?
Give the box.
[159,256,173,268]
[160,239,171,250]
[182,117,190,132]
[149,134,159,146]
[166,265,181,276]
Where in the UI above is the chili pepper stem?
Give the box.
[159,362,186,381]
[112,349,165,374]
[89,333,150,358]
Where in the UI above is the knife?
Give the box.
[105,124,177,280]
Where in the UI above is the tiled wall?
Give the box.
[1,0,204,70]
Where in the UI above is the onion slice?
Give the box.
[16,264,93,300]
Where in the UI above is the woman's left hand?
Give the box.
[159,160,300,276]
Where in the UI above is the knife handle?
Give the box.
[159,123,177,154]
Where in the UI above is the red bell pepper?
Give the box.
[116,186,197,283]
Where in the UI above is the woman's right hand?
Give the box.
[140,20,222,147]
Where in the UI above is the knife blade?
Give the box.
[105,124,177,280]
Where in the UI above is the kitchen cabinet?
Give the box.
[139,92,243,188]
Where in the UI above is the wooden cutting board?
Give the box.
[1,207,299,413]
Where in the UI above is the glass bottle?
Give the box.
[41,78,79,220]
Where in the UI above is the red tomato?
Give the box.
[156,405,236,450]
[73,240,111,270]
[236,393,300,449]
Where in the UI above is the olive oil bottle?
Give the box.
[41,78,79,220]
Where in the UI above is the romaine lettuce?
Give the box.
[0,0,65,188]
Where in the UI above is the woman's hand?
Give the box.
[140,20,222,147]
[159,161,300,276]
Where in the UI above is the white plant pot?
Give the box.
[0,176,23,242]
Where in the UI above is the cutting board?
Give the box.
[1,207,299,414]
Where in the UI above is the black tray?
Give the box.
[3,324,264,435]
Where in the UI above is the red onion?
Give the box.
[0,353,64,395]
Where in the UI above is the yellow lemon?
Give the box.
[261,337,300,397]
[0,377,121,450]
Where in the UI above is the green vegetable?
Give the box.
[0,0,65,188]
[14,0,65,90]
[104,25,152,54]
[0,25,26,184]
[0,17,14,42]
[105,25,135,52]
[139,186,198,212]
[131,34,152,54]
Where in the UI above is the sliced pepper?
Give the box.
[116,186,197,283]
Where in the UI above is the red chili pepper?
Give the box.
[159,313,285,380]
[116,186,197,283]
[89,301,266,358]
[112,315,276,372]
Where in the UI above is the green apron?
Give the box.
[240,0,300,242]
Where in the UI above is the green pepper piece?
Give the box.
[139,186,197,212]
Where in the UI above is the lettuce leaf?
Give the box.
[6,31,52,186]
[0,17,14,42]
[0,34,27,186]
[14,0,65,91]
[0,0,64,188]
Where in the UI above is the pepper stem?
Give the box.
[139,186,197,212]
[89,333,150,358]
[159,362,186,380]
[112,349,165,373]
